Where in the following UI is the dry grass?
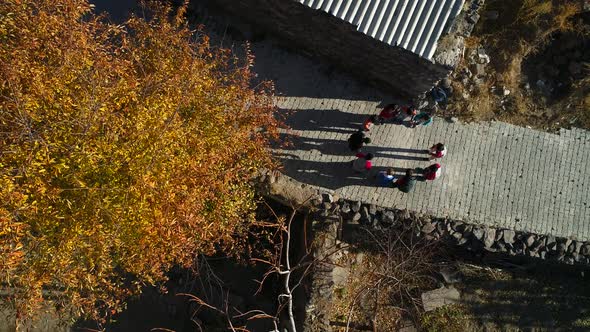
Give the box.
[448,0,586,128]
[329,227,440,331]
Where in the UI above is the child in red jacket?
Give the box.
[423,163,441,181]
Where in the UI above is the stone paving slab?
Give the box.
[272,97,590,241]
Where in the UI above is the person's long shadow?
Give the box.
[276,156,413,190]
[279,108,370,134]
[276,133,431,160]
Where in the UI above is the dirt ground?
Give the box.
[416,249,590,332]
[442,0,590,132]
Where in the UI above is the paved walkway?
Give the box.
[247,41,590,241]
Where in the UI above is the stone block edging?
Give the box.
[256,170,590,266]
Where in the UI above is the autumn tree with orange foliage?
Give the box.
[0,0,280,322]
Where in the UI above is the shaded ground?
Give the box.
[455,255,590,331]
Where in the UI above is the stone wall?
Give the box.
[257,170,590,266]
[212,0,452,99]
[324,197,590,266]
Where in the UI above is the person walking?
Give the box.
[348,130,371,152]
[423,163,442,181]
[376,168,396,187]
[429,143,447,159]
[393,169,417,193]
[352,152,373,173]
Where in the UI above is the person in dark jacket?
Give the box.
[394,169,417,193]
[348,130,371,152]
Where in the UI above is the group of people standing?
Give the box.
[347,104,446,193]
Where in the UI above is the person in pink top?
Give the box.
[423,163,441,181]
[352,152,373,173]
[429,143,447,160]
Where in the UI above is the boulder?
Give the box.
[472,228,484,240]
[546,235,557,248]
[421,286,461,312]
[360,206,370,220]
[322,193,334,203]
[557,242,567,254]
[574,241,583,254]
[439,266,462,284]
[352,201,362,213]
[567,241,576,254]
[525,234,536,247]
[368,204,377,215]
[421,223,436,234]
[350,212,361,224]
[503,230,516,244]
[381,211,396,225]
[341,202,351,214]
[484,228,496,248]
[332,266,349,287]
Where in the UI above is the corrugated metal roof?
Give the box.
[297,0,465,60]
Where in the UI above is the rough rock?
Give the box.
[503,230,516,244]
[439,266,462,284]
[567,241,576,254]
[368,204,377,215]
[484,228,496,248]
[332,266,349,287]
[475,63,486,76]
[421,223,436,234]
[322,193,334,203]
[557,242,567,253]
[352,201,362,213]
[382,211,396,224]
[525,235,536,247]
[360,206,370,220]
[472,228,484,240]
[350,212,361,224]
[421,286,461,312]
[452,222,465,232]
[341,202,351,214]
[477,47,490,64]
[434,35,465,68]
[546,235,557,247]
[574,241,584,254]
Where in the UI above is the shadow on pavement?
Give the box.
[277,134,431,160]
[279,108,369,133]
[276,157,412,190]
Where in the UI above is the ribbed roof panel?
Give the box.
[297,0,464,60]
